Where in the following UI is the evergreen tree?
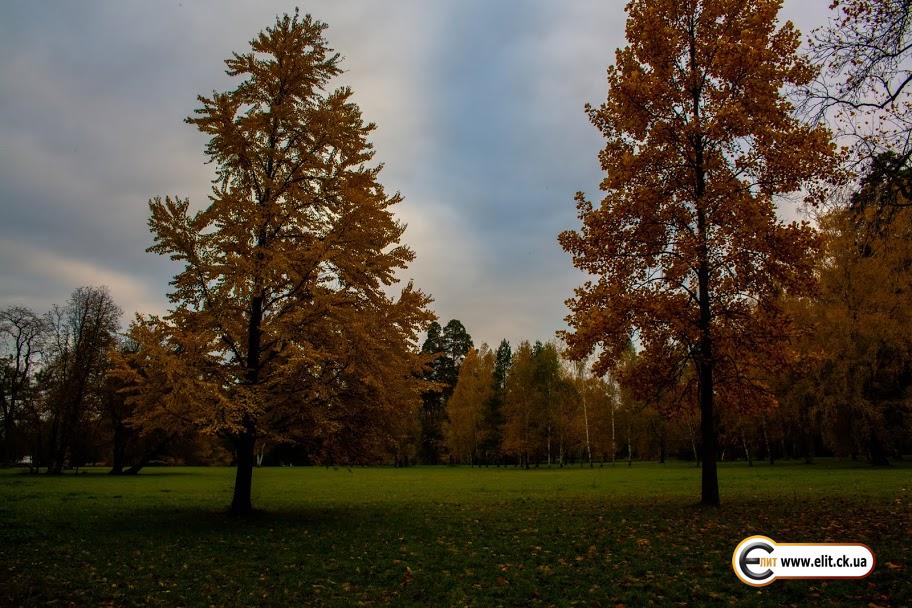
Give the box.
[418,319,473,463]
[479,339,511,464]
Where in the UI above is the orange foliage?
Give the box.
[560,0,836,504]
[117,13,434,511]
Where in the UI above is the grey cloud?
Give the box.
[0,0,833,348]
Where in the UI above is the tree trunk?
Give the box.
[2,406,16,465]
[688,12,720,507]
[803,427,814,464]
[231,423,256,514]
[256,442,266,467]
[686,415,699,466]
[626,424,632,467]
[582,389,593,467]
[47,405,65,474]
[125,462,145,475]
[659,428,667,464]
[546,425,552,466]
[761,414,773,465]
[611,402,616,466]
[232,280,264,514]
[696,222,720,505]
[868,432,890,466]
[109,422,127,475]
[695,222,719,504]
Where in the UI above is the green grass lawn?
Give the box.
[1,461,910,607]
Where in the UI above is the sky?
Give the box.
[0,0,832,349]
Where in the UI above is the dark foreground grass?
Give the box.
[1,462,910,607]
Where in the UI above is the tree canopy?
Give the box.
[121,12,434,513]
[560,0,835,504]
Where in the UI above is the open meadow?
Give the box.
[1,461,910,607]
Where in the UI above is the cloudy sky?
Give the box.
[0,1,830,348]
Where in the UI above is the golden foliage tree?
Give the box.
[502,341,537,468]
[124,12,433,513]
[788,158,912,464]
[559,0,834,504]
[570,373,619,465]
[444,346,495,464]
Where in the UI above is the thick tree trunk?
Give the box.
[125,446,158,475]
[109,422,127,475]
[231,423,256,514]
[49,389,87,473]
[698,360,719,505]
[688,13,719,507]
[47,406,64,474]
[803,428,814,464]
[232,281,264,514]
[695,198,719,503]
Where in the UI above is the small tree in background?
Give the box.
[478,339,511,465]
[502,341,536,468]
[45,286,122,474]
[418,319,473,463]
[0,306,47,465]
[444,346,495,464]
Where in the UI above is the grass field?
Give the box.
[1,462,910,607]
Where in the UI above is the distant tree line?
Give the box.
[3,161,912,472]
[0,286,225,474]
[430,168,909,469]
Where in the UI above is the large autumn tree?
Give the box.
[559,0,834,504]
[125,12,433,513]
